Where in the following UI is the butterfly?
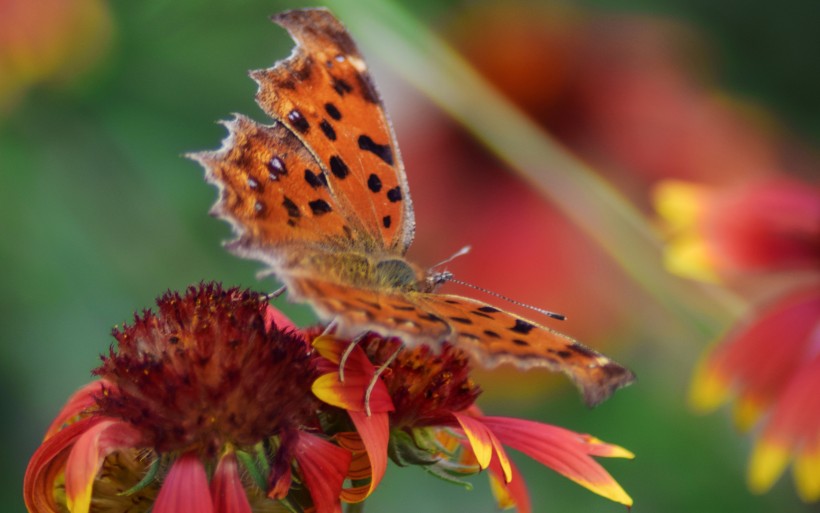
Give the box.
[190,8,634,406]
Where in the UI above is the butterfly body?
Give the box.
[192,8,635,406]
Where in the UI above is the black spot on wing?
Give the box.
[308,199,332,216]
[483,330,501,338]
[304,169,325,189]
[287,109,309,134]
[332,77,353,96]
[319,119,337,141]
[329,156,350,179]
[449,317,473,325]
[419,312,446,323]
[358,135,394,165]
[386,186,402,203]
[382,215,391,228]
[478,306,500,313]
[367,173,382,193]
[510,319,535,335]
[282,197,300,218]
[325,102,342,120]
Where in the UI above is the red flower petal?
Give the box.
[65,419,144,513]
[452,412,512,483]
[480,416,633,506]
[748,351,820,499]
[312,337,394,413]
[211,451,252,513]
[24,416,103,513]
[690,287,820,428]
[292,431,352,513]
[153,453,215,513]
[263,304,307,345]
[703,180,820,272]
[45,380,114,438]
[347,410,390,498]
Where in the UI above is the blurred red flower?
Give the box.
[656,177,819,500]
[0,0,112,111]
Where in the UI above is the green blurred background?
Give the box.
[2,0,818,512]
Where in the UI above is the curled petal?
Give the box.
[488,454,530,513]
[345,410,390,499]
[211,451,252,513]
[312,336,348,364]
[24,417,103,513]
[293,431,352,513]
[268,462,292,501]
[480,416,633,506]
[153,453,214,513]
[45,381,114,438]
[65,419,144,513]
[452,412,512,483]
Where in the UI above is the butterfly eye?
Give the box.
[374,259,420,290]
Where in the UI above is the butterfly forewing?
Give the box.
[191,115,357,266]
[252,9,414,254]
[416,293,636,406]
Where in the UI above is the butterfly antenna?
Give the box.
[444,276,567,321]
[430,245,472,270]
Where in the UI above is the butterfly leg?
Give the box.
[266,285,287,300]
[320,318,338,337]
[339,332,367,383]
[364,342,403,416]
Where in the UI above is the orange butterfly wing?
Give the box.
[190,115,359,268]
[288,276,634,406]
[287,275,451,344]
[252,9,414,254]
[415,293,636,406]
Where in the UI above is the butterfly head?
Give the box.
[427,270,454,291]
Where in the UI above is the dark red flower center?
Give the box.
[94,283,317,456]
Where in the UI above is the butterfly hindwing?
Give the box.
[287,275,451,343]
[416,293,636,406]
[252,8,415,254]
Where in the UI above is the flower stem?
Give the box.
[346,501,366,513]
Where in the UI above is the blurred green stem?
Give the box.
[329,0,744,338]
